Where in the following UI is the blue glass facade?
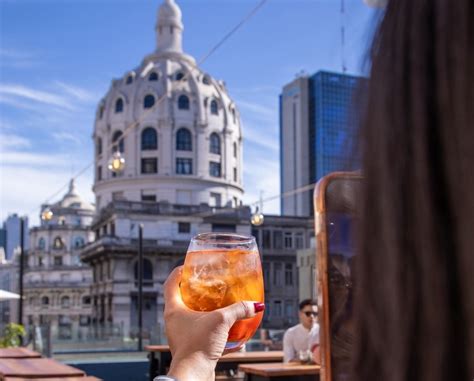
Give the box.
[309,71,364,183]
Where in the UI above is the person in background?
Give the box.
[282,299,319,363]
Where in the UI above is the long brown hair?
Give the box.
[353,1,474,380]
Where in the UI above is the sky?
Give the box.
[0,0,377,226]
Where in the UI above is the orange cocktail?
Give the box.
[180,233,264,349]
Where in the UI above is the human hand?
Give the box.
[164,266,265,381]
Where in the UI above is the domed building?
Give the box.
[93,0,243,210]
[81,0,252,342]
[24,180,94,340]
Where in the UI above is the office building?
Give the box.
[280,70,365,216]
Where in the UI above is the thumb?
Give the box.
[218,301,265,327]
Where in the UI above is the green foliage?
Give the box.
[0,323,26,348]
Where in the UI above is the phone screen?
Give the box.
[321,176,360,381]
[327,212,355,380]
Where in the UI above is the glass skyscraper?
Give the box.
[280,70,365,216]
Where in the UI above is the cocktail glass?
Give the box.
[180,233,264,350]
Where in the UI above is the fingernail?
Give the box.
[254,302,265,313]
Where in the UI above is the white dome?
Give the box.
[92,0,244,211]
[55,180,94,211]
[158,0,183,29]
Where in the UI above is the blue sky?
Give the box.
[0,0,376,226]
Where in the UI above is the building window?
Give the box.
[149,72,158,81]
[232,108,236,123]
[273,300,282,317]
[141,127,158,150]
[212,224,236,232]
[134,259,153,287]
[178,222,191,234]
[233,167,238,182]
[263,230,271,249]
[38,237,45,250]
[41,296,49,306]
[209,133,221,154]
[61,296,70,308]
[233,196,238,207]
[74,237,85,249]
[295,233,304,249]
[210,99,218,115]
[141,194,156,202]
[126,75,133,84]
[99,105,105,119]
[176,158,192,175]
[284,232,293,249]
[233,142,237,158]
[273,263,282,286]
[53,237,63,250]
[263,262,270,284]
[112,131,124,153]
[209,161,221,177]
[176,72,184,81]
[209,192,222,207]
[273,231,283,249]
[176,128,192,151]
[97,166,102,181]
[285,300,294,319]
[54,256,63,266]
[178,94,190,110]
[203,75,211,85]
[141,158,158,174]
[96,138,102,156]
[38,257,43,267]
[285,263,293,286]
[143,94,155,109]
[115,98,124,113]
[82,296,91,305]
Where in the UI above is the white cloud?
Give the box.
[0,133,31,150]
[1,151,71,167]
[52,132,82,145]
[0,48,40,68]
[54,81,98,103]
[0,84,76,110]
[243,125,279,151]
[237,99,277,122]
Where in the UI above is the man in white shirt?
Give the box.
[283,299,319,363]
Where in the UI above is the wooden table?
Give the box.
[239,362,320,381]
[0,348,41,359]
[0,358,85,379]
[146,345,283,381]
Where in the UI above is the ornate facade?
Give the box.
[24,180,94,339]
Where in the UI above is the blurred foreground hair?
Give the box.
[353,1,473,380]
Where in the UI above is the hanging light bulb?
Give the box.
[251,207,264,226]
[108,151,125,173]
[41,207,53,221]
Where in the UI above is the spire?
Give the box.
[155,0,184,54]
[67,178,78,197]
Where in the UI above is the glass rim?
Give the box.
[192,232,255,245]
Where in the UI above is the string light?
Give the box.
[108,152,126,173]
[251,207,264,226]
[41,208,53,221]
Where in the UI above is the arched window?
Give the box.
[148,72,158,81]
[232,108,236,124]
[61,296,70,308]
[210,100,218,115]
[74,237,85,249]
[53,237,64,250]
[99,105,105,119]
[41,296,49,306]
[126,75,133,84]
[38,237,45,250]
[233,142,238,158]
[175,72,184,81]
[178,95,190,110]
[202,75,211,85]
[141,127,158,150]
[115,98,124,113]
[143,94,155,109]
[96,138,102,156]
[176,128,192,151]
[112,131,124,153]
[210,133,221,154]
[82,296,91,305]
[134,258,153,286]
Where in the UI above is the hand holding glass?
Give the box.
[180,233,265,350]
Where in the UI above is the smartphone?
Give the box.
[314,172,362,381]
